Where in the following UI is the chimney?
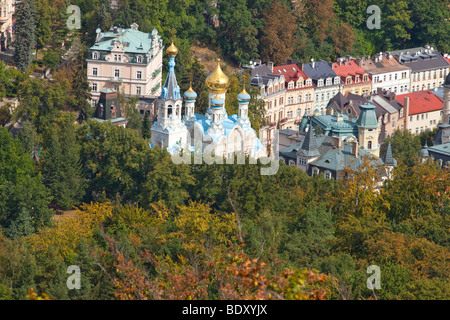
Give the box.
[267,61,274,73]
[403,96,410,130]
[334,136,342,149]
[352,141,358,157]
[311,58,315,69]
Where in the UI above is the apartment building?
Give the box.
[0,0,14,51]
[359,52,411,94]
[299,59,341,114]
[396,90,443,135]
[391,46,450,92]
[249,62,286,151]
[273,63,315,130]
[331,57,372,96]
[87,23,163,110]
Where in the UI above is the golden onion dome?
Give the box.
[206,59,229,93]
[166,39,178,57]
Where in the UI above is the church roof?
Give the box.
[298,121,320,157]
[160,54,181,101]
[383,140,397,167]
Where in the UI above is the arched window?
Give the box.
[167,105,173,117]
[92,52,99,60]
[368,140,372,149]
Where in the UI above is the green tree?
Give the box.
[13,0,37,73]
[142,112,151,139]
[260,1,298,65]
[0,106,11,127]
[41,115,86,210]
[0,128,53,236]
[380,129,421,167]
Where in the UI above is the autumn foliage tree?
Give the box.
[260,1,298,65]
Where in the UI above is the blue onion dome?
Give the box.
[211,94,224,108]
[183,82,197,99]
[237,86,251,102]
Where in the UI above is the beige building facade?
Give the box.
[273,63,315,130]
[0,0,14,51]
[87,23,163,109]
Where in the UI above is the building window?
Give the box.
[368,141,372,149]
[92,83,98,92]
[93,68,98,76]
[297,95,302,103]
[297,108,301,117]
[289,160,295,166]
[93,52,99,60]
[136,86,141,95]
[299,157,307,166]
[324,171,332,179]
[288,96,293,104]
[114,69,120,78]
[137,71,142,79]
[288,82,294,89]
[137,56,143,63]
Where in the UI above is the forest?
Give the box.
[0,0,449,300]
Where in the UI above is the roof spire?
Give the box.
[299,119,320,158]
[383,139,397,167]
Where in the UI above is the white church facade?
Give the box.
[151,41,266,161]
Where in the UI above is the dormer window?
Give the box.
[355,75,359,83]
[363,74,368,81]
[288,82,294,89]
[346,77,352,84]
[306,80,312,86]
[334,77,340,85]
[92,52,99,60]
[326,78,332,86]
[318,79,324,87]
[137,55,143,63]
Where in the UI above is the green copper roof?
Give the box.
[90,27,160,54]
[299,121,321,158]
[428,143,450,156]
[355,103,379,128]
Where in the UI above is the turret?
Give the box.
[237,81,251,129]
[183,82,197,125]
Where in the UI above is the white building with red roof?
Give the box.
[331,57,372,97]
[273,63,315,130]
[396,90,444,135]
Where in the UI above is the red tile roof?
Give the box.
[395,90,443,115]
[332,59,370,86]
[273,64,313,88]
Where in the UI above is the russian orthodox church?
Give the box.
[151,40,266,160]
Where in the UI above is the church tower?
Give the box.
[183,82,197,126]
[205,59,230,120]
[237,81,251,129]
[207,95,225,136]
[355,103,380,157]
[151,40,188,151]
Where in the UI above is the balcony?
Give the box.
[109,77,123,83]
